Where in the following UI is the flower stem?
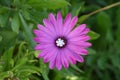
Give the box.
[80,1,120,23]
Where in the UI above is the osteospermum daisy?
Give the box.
[33,11,91,70]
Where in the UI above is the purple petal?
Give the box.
[61,50,69,68]
[33,30,41,37]
[43,48,58,63]
[69,36,90,42]
[37,24,54,37]
[33,30,53,41]
[72,53,84,63]
[57,11,63,35]
[68,49,84,62]
[68,24,86,38]
[55,52,62,70]
[64,49,76,64]
[48,13,60,35]
[38,50,48,58]
[43,19,56,35]
[63,13,71,35]
[34,44,53,50]
[64,16,78,35]
[33,37,53,43]
[69,16,78,30]
[67,44,88,55]
[37,24,44,30]
[70,41,92,48]
[49,59,55,69]
[48,13,57,27]
[80,28,90,35]
[49,49,58,69]
[64,13,71,24]
[38,46,57,58]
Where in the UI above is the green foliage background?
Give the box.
[0,0,120,80]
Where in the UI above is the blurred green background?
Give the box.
[0,0,120,80]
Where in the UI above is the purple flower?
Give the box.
[33,11,91,70]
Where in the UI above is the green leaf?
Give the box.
[21,78,29,80]
[19,12,36,49]
[71,2,85,16]
[93,12,112,49]
[1,47,15,70]
[97,52,108,70]
[0,6,8,14]
[16,65,40,77]
[0,31,17,53]
[0,72,9,80]
[11,12,20,33]
[12,57,28,71]
[116,7,120,45]
[27,0,70,10]
[33,50,40,58]
[70,64,84,73]
[87,48,96,55]
[78,15,88,23]
[28,9,48,24]
[39,59,49,80]
[96,12,112,35]
[87,31,100,40]
[0,0,11,6]
[110,53,120,68]
[22,9,30,20]
[97,12,113,43]
[13,42,27,61]
[55,68,75,78]
[0,35,2,42]
[0,13,9,27]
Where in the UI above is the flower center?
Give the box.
[55,37,67,48]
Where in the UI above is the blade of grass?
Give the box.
[19,12,36,49]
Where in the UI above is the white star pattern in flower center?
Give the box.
[56,38,65,47]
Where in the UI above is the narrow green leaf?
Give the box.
[0,65,3,72]
[16,65,40,76]
[87,31,100,40]
[0,35,2,42]
[70,64,84,73]
[0,31,17,53]
[0,13,9,27]
[116,7,120,45]
[27,0,70,10]
[96,12,112,35]
[10,59,14,68]
[78,15,88,23]
[11,12,20,33]
[97,53,108,70]
[22,78,29,80]
[1,47,14,70]
[0,6,8,14]
[87,48,96,55]
[0,72,9,80]
[19,12,36,49]
[22,10,30,20]
[57,68,74,77]
[110,53,120,68]
[12,57,28,71]
[28,9,48,23]
[39,59,49,80]
[34,51,40,58]
[71,2,85,16]
[94,12,112,49]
